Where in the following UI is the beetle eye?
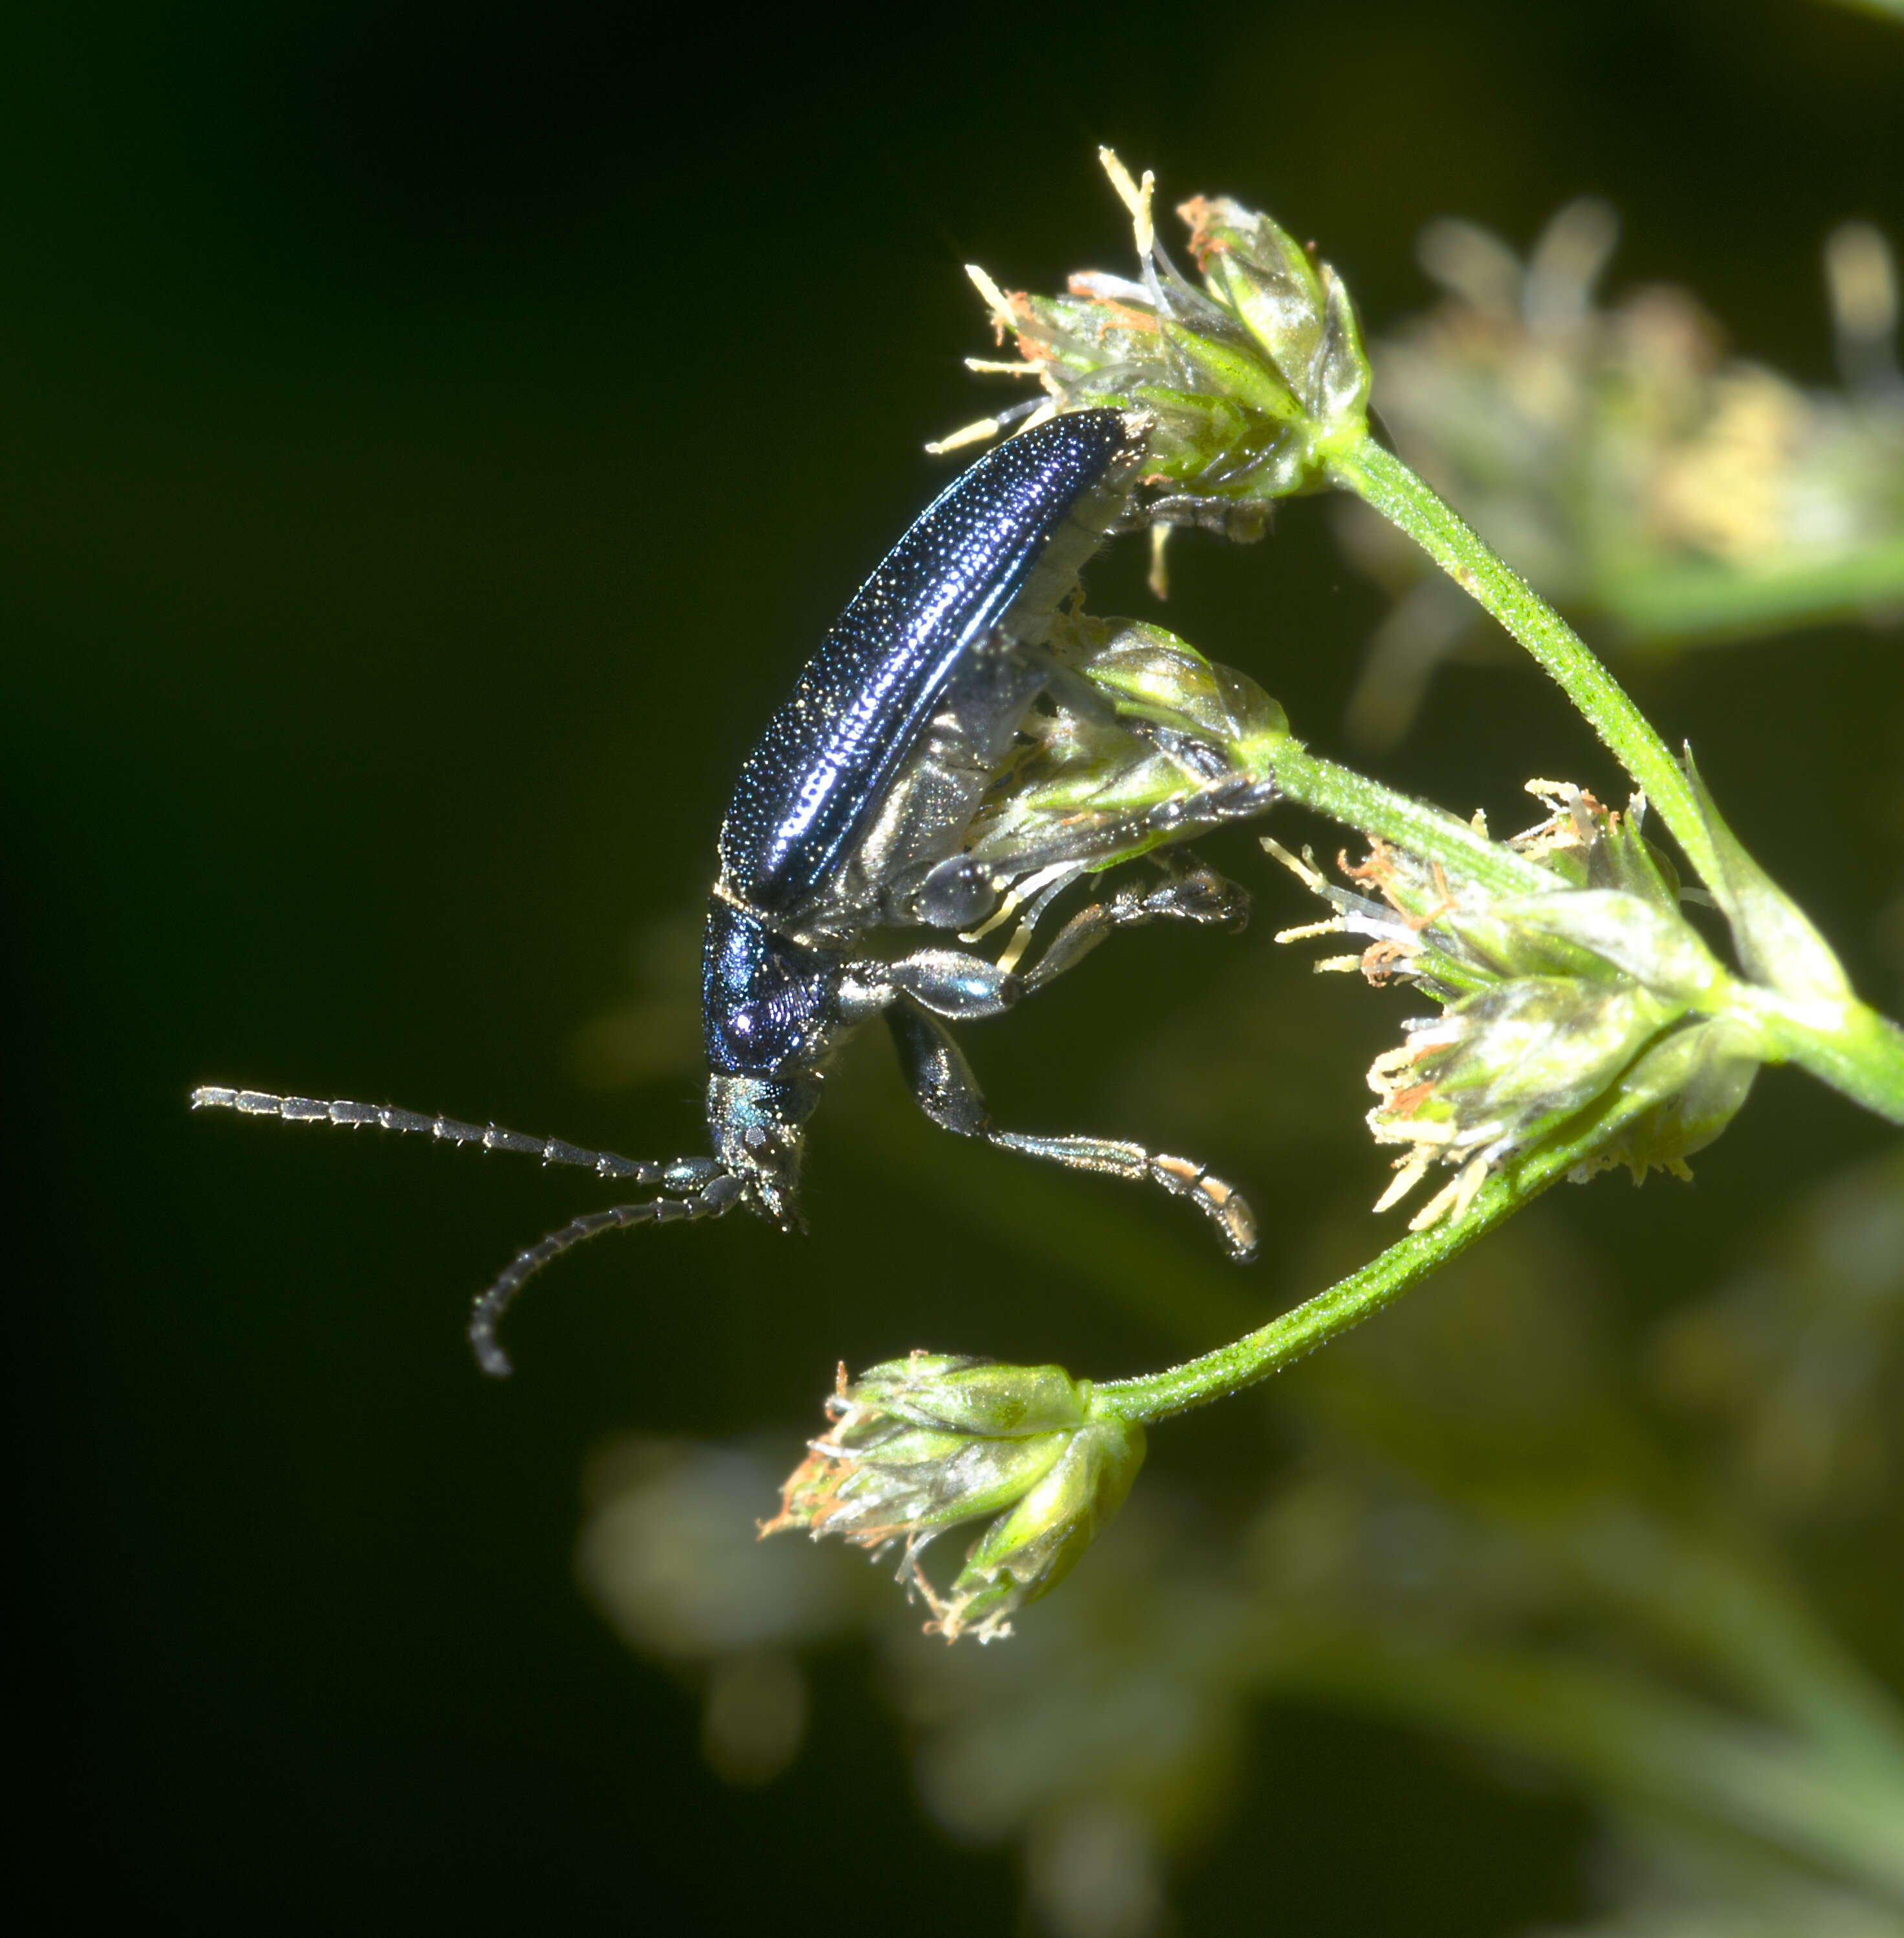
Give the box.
[914,858,999,930]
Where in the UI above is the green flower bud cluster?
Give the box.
[963,615,1286,884]
[1273,783,1762,1228]
[942,151,1372,507]
[763,1353,1145,1643]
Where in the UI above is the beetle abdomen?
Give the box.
[719,409,1141,919]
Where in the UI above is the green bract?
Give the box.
[930,1413,1146,1643]
[765,1353,1145,1642]
[964,616,1286,882]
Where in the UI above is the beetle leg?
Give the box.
[885,1001,1257,1260]
[1018,850,1249,990]
[838,947,1025,1022]
[974,772,1280,888]
[1133,494,1273,544]
[864,846,1249,1013]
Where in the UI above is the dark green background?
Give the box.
[8,2,1901,1929]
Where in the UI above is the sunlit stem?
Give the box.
[1267,740,1549,898]
[1739,985,1904,1127]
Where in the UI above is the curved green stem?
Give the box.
[1091,1079,1658,1427]
[1328,435,1725,890]
[1600,536,1904,646]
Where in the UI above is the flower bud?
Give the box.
[1573,1017,1761,1185]
[1056,615,1290,751]
[763,1352,1144,1642]
[1366,975,1687,1224]
[926,1413,1146,1644]
[1177,194,1373,439]
[1272,782,1763,1225]
[964,616,1285,882]
[945,151,1372,507]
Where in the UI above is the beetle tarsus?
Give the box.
[1020,854,1251,990]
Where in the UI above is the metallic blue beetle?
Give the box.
[196,409,1264,1372]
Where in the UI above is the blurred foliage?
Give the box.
[7,1,1903,1934]
[1337,201,1904,747]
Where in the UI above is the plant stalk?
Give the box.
[1328,435,1725,890]
[1328,430,1904,1129]
[1090,1079,1659,1426]
[1268,741,1551,898]
[1744,987,1904,1125]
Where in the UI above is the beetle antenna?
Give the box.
[468,1176,743,1378]
[190,1085,673,1182]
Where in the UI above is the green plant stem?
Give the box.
[1743,986,1904,1125]
[1328,434,1725,890]
[1090,1081,1657,1427]
[1268,741,1550,897]
[1601,535,1904,646]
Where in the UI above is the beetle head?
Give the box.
[706,1074,819,1231]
